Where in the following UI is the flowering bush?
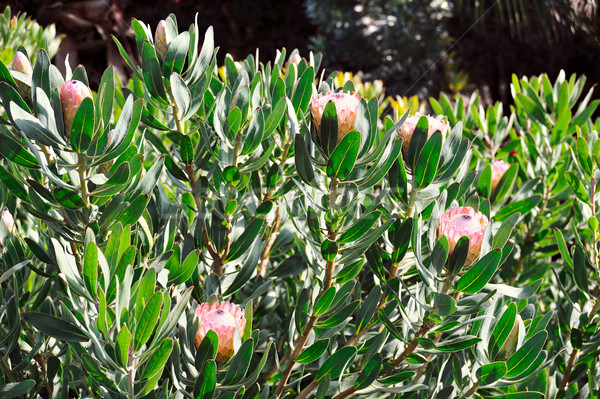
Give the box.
[0,11,600,399]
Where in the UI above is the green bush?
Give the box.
[0,11,599,399]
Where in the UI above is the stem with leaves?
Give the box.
[275,177,339,397]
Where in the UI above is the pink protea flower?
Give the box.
[399,112,449,154]
[60,80,92,134]
[11,51,32,77]
[155,20,167,60]
[437,205,489,265]
[490,160,511,192]
[311,91,362,143]
[194,301,246,364]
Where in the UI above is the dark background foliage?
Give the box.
[5,0,599,105]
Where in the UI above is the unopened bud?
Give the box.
[60,80,92,134]
[155,20,167,60]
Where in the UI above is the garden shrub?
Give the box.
[0,11,599,399]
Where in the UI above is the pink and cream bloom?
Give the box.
[310,91,362,143]
[60,80,92,134]
[155,20,167,60]
[437,205,489,265]
[490,160,511,192]
[289,53,302,66]
[194,301,246,364]
[399,113,449,154]
[11,51,32,77]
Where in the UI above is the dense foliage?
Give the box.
[1,10,600,399]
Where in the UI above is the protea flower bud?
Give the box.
[289,53,302,66]
[311,91,362,143]
[0,210,14,249]
[1,210,14,233]
[60,80,92,134]
[437,205,489,265]
[194,301,246,365]
[155,20,167,60]
[11,51,33,77]
[490,160,511,192]
[399,112,449,154]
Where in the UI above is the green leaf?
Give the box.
[0,380,36,398]
[485,278,543,299]
[223,338,254,384]
[23,312,89,342]
[435,335,482,352]
[90,162,131,197]
[141,41,168,103]
[456,250,502,294]
[551,109,571,145]
[294,134,316,186]
[435,293,456,316]
[297,339,330,364]
[116,194,149,226]
[491,164,518,204]
[168,249,199,285]
[316,346,357,381]
[115,325,132,367]
[476,362,507,386]
[0,165,29,203]
[321,239,338,262]
[320,100,339,155]
[554,229,573,271]
[140,338,173,381]
[355,353,382,390]
[96,67,114,130]
[406,115,429,169]
[477,164,492,198]
[134,292,163,351]
[164,31,190,78]
[195,360,216,399]
[81,354,118,392]
[53,187,86,209]
[292,67,314,116]
[485,393,544,399]
[505,331,547,378]
[355,286,381,333]
[565,171,589,203]
[83,242,98,298]
[314,287,336,316]
[446,236,470,276]
[494,195,541,222]
[226,106,242,140]
[71,97,94,152]
[326,130,360,180]
[0,133,39,169]
[223,238,262,296]
[573,245,589,293]
[378,371,415,385]
[195,330,218,369]
[415,131,442,188]
[225,218,265,262]
[315,301,359,329]
[492,212,520,250]
[575,136,592,175]
[338,210,382,244]
[489,303,517,360]
[264,97,286,137]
